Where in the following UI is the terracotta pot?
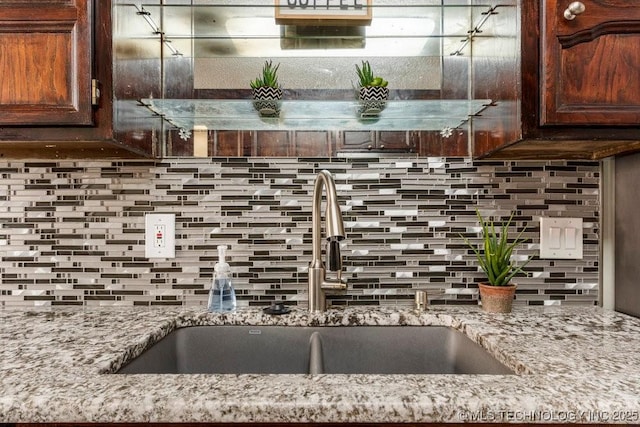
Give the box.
[478,282,516,313]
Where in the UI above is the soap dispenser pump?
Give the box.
[208,245,236,312]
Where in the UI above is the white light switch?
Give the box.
[549,227,561,249]
[539,217,583,259]
[565,227,576,249]
[145,214,176,258]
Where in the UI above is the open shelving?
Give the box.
[112,1,517,154]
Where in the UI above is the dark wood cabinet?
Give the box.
[481,0,640,160]
[540,0,640,126]
[1,1,637,160]
[0,0,92,125]
[0,0,149,159]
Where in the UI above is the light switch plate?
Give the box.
[145,214,176,258]
[539,217,583,259]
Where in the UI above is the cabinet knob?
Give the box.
[563,1,586,20]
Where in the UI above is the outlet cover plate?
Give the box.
[539,217,583,259]
[145,214,176,258]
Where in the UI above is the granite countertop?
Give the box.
[1,305,640,424]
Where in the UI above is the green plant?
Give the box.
[250,60,281,89]
[460,209,531,287]
[355,60,388,88]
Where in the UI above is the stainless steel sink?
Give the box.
[116,326,513,375]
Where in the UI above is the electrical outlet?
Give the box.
[145,214,175,258]
[154,224,166,248]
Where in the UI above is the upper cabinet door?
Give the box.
[541,0,640,126]
[0,1,92,125]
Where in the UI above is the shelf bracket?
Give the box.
[450,5,500,56]
[133,5,183,57]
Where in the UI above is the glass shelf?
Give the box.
[140,99,491,132]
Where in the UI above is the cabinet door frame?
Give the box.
[518,1,639,145]
[540,0,640,126]
[0,0,93,126]
[0,0,115,145]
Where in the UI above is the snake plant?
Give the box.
[461,209,531,286]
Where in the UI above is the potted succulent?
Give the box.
[355,60,389,116]
[250,60,283,117]
[461,209,531,313]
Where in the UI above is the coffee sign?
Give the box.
[275,0,372,25]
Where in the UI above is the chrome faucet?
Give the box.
[308,170,347,312]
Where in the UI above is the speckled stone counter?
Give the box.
[1,306,640,424]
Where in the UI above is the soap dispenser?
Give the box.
[208,245,236,312]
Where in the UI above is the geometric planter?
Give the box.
[358,86,389,117]
[478,282,516,313]
[252,87,283,117]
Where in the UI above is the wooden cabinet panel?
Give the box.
[481,1,640,160]
[378,131,415,153]
[541,0,640,125]
[340,131,374,152]
[338,131,416,153]
[0,0,92,125]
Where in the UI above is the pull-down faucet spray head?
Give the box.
[324,185,344,272]
[327,238,342,272]
[324,190,345,240]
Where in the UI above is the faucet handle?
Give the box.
[321,279,347,291]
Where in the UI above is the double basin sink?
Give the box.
[117,326,513,375]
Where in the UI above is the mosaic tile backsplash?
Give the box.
[0,157,600,308]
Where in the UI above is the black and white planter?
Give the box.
[358,86,389,117]
[252,87,283,117]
